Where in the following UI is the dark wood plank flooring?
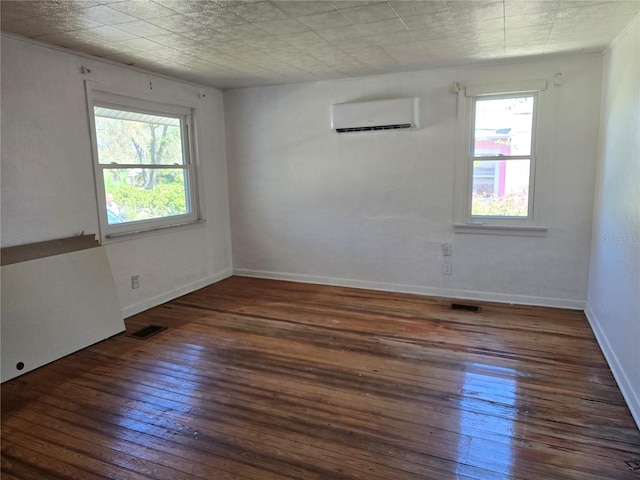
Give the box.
[2,276,639,479]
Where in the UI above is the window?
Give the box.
[87,87,200,239]
[470,94,536,219]
[454,80,548,236]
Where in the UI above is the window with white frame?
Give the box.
[454,80,548,236]
[87,87,200,240]
[470,93,536,218]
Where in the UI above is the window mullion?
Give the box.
[471,155,531,162]
[100,164,187,169]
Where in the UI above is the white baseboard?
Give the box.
[122,268,233,319]
[233,268,585,310]
[584,303,640,430]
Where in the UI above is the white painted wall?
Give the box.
[225,54,602,308]
[586,17,640,428]
[1,34,233,317]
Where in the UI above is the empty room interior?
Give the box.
[1,0,639,478]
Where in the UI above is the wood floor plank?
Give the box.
[108,309,634,439]
[77,335,639,453]
[2,437,117,480]
[62,333,636,479]
[1,449,66,480]
[4,414,261,480]
[3,276,639,479]
[3,397,290,480]
[2,382,309,480]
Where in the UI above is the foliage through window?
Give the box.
[469,94,536,219]
[88,89,199,239]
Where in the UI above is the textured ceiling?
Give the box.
[2,0,639,89]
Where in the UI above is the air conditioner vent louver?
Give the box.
[331,98,419,133]
[336,123,412,133]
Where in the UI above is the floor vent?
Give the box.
[626,459,640,471]
[450,303,482,313]
[127,325,166,339]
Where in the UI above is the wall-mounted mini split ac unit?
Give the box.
[331,97,420,133]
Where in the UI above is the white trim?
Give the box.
[121,268,233,318]
[105,219,206,239]
[465,79,547,96]
[584,304,640,431]
[233,269,585,310]
[91,85,198,111]
[453,224,548,236]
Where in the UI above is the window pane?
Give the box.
[94,107,184,165]
[471,159,530,217]
[103,168,190,224]
[474,96,534,157]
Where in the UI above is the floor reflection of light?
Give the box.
[455,363,518,479]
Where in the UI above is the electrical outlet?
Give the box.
[442,263,452,275]
[442,243,452,256]
[131,275,140,289]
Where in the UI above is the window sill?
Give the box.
[453,223,548,237]
[103,219,206,243]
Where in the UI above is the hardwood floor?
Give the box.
[2,276,639,479]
